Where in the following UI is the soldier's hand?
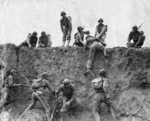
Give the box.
[66,101,71,106]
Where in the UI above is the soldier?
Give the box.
[56,79,76,121]
[26,72,55,121]
[38,31,50,48]
[47,34,52,47]
[0,69,21,108]
[29,31,38,47]
[60,11,72,47]
[84,35,108,75]
[127,26,145,48]
[73,26,90,47]
[18,33,32,48]
[91,69,112,121]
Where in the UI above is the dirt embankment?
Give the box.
[0,44,150,121]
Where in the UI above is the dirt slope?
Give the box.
[0,44,150,121]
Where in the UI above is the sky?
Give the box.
[0,0,150,47]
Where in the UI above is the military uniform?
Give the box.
[91,69,112,121]
[92,77,111,113]
[27,78,55,121]
[127,26,145,48]
[57,83,76,113]
[0,70,17,108]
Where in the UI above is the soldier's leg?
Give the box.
[86,42,98,69]
[67,30,71,46]
[60,96,68,121]
[137,36,145,47]
[26,92,38,110]
[93,93,103,121]
[38,95,50,121]
[0,89,9,108]
[62,27,67,47]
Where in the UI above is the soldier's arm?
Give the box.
[99,25,107,37]
[83,31,90,35]
[45,80,55,95]
[68,18,72,32]
[60,20,64,33]
[94,26,98,37]
[68,84,76,103]
[103,79,109,94]
[27,35,32,47]
[128,32,132,43]
[8,75,14,87]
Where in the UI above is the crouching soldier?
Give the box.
[73,26,90,47]
[0,69,21,108]
[127,26,145,48]
[92,69,112,121]
[56,79,76,121]
[26,72,55,121]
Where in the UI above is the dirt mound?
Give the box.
[1,44,150,121]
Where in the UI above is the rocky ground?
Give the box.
[0,44,150,121]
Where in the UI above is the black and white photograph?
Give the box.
[0,0,150,121]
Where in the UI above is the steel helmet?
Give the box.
[98,69,106,77]
[61,11,66,16]
[62,79,70,86]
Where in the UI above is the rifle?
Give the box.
[138,23,143,30]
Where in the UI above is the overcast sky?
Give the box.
[0,0,150,47]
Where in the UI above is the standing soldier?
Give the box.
[0,69,21,108]
[60,11,72,47]
[127,26,145,48]
[91,69,112,121]
[73,26,90,47]
[56,79,76,121]
[26,72,55,121]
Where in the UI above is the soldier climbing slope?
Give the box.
[26,72,55,121]
[127,25,145,48]
[84,18,108,75]
[0,69,21,108]
[60,11,72,47]
[73,26,90,47]
[56,79,76,121]
[91,69,113,121]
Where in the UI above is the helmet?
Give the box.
[98,69,106,77]
[98,18,104,23]
[132,26,138,30]
[10,69,16,75]
[41,31,46,35]
[32,31,37,36]
[77,26,83,31]
[61,11,66,16]
[62,79,70,86]
[40,72,49,78]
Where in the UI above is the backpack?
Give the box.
[91,77,104,90]
[31,79,43,89]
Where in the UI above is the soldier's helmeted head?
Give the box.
[98,18,104,23]
[62,79,70,87]
[32,31,37,36]
[98,69,106,77]
[41,31,46,35]
[132,26,138,32]
[77,26,83,32]
[40,72,49,79]
[61,11,66,17]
